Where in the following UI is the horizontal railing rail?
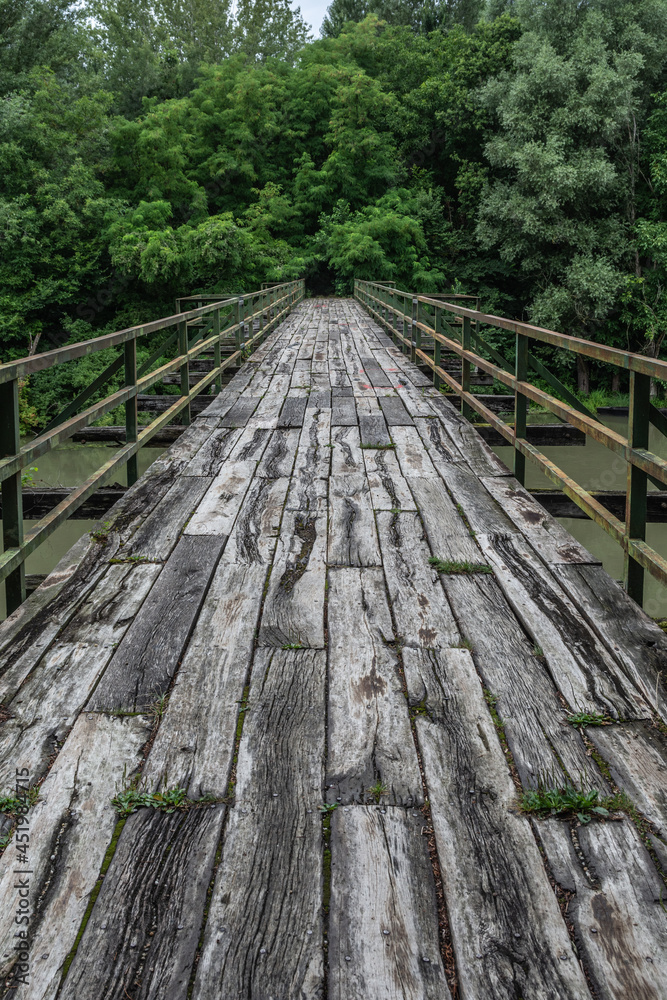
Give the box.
[355,278,666,606]
[0,279,305,613]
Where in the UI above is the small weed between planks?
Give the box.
[360,442,395,450]
[90,520,112,543]
[282,642,304,650]
[367,781,388,803]
[521,784,622,825]
[111,784,218,818]
[567,711,614,727]
[0,787,39,814]
[429,557,491,575]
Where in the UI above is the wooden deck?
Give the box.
[1,298,666,999]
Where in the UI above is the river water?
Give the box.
[2,416,667,620]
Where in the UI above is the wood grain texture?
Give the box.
[121,476,212,560]
[553,563,667,723]
[192,649,325,1000]
[184,460,256,536]
[481,476,599,565]
[376,511,459,648]
[88,534,225,712]
[428,395,510,476]
[255,427,300,478]
[0,713,150,994]
[477,532,647,719]
[536,818,667,1000]
[391,425,438,478]
[183,426,239,477]
[329,476,382,567]
[327,568,422,804]
[442,575,606,790]
[586,721,667,837]
[411,647,591,1000]
[142,559,269,798]
[359,413,392,447]
[258,510,326,647]
[60,804,225,1000]
[219,395,259,427]
[329,806,447,1000]
[0,563,159,795]
[407,476,481,564]
[332,396,358,425]
[364,449,416,511]
[378,394,414,425]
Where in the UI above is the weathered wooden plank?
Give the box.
[327,568,421,804]
[220,475,289,567]
[329,476,381,567]
[255,427,299,478]
[219,396,259,427]
[481,476,599,565]
[279,394,309,427]
[428,395,510,476]
[184,460,256,536]
[586,721,667,837]
[376,512,459,648]
[378,394,414,425]
[364,449,416,510]
[407,476,489,565]
[331,424,364,477]
[286,405,331,512]
[0,563,159,795]
[411,647,591,1000]
[553,564,667,722]
[183,426,241,477]
[121,476,212,560]
[396,385,439,418]
[477,533,648,719]
[192,649,325,1000]
[359,413,391,447]
[308,388,331,408]
[332,396,357,425]
[414,413,467,466]
[60,804,225,1000]
[194,388,240,417]
[88,534,225,713]
[142,560,268,798]
[328,806,447,999]
[435,463,517,536]
[0,713,150,993]
[226,423,271,462]
[536,818,667,1000]
[360,357,393,386]
[391,425,438,478]
[258,511,326,647]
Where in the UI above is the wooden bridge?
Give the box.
[0,296,666,998]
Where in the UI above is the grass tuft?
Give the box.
[521,783,621,825]
[567,711,613,727]
[429,557,491,575]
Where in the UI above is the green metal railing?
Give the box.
[0,279,305,613]
[355,278,667,605]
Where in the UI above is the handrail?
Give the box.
[0,279,305,613]
[354,278,665,606]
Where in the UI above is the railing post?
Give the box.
[415,300,422,365]
[434,308,442,390]
[124,337,138,486]
[462,315,473,422]
[213,308,222,393]
[236,297,243,357]
[0,377,25,613]
[259,289,265,343]
[514,332,528,485]
[178,319,191,426]
[410,297,418,362]
[625,370,649,603]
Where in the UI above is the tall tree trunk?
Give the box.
[611,371,621,394]
[577,355,590,395]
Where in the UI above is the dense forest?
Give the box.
[3,0,667,425]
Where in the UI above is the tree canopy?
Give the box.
[2,0,667,421]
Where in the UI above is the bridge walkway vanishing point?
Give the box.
[0,297,666,999]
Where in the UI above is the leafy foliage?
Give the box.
[2,0,667,425]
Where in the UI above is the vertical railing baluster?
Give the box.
[124,337,138,486]
[434,307,442,391]
[236,297,243,359]
[411,297,418,364]
[178,319,191,426]
[625,370,649,603]
[462,315,472,422]
[0,377,25,613]
[514,332,528,485]
[213,308,222,393]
